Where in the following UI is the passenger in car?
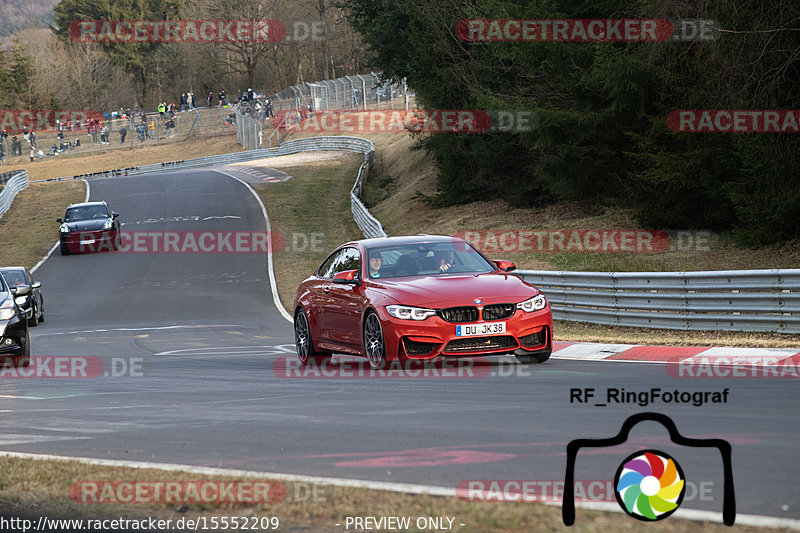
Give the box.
[369,254,383,278]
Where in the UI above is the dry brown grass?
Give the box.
[9,135,242,182]
[254,154,363,311]
[269,129,800,347]
[0,180,86,268]
[0,456,786,533]
[555,320,800,348]
[1,134,241,269]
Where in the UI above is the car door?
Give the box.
[322,247,365,350]
[308,249,343,344]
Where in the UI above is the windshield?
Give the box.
[0,270,27,287]
[364,242,494,279]
[64,205,109,222]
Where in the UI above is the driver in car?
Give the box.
[437,250,454,272]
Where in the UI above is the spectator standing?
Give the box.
[180,94,186,112]
[208,92,213,106]
[119,125,127,144]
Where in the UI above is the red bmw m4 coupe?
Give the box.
[293,235,553,368]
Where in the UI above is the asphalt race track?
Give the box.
[1,170,798,526]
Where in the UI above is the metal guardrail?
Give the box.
[40,136,386,239]
[516,269,800,333]
[0,170,29,220]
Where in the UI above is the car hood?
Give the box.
[63,219,108,232]
[368,271,540,308]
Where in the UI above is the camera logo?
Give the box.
[563,412,735,526]
[614,449,685,521]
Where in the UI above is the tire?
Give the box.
[28,303,38,327]
[516,349,551,364]
[60,243,71,255]
[294,308,329,365]
[38,301,44,323]
[11,330,31,367]
[363,311,386,369]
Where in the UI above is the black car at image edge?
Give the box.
[0,274,31,367]
[0,266,44,327]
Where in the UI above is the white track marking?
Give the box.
[33,324,247,336]
[211,169,293,322]
[0,451,797,530]
[31,178,90,273]
[552,343,637,359]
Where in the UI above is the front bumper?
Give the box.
[60,229,118,253]
[0,315,27,355]
[376,306,553,360]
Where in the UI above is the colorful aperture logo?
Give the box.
[614,449,685,521]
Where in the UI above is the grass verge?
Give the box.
[253,153,364,311]
[8,135,242,182]
[0,456,787,533]
[0,180,86,268]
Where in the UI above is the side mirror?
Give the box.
[112,212,119,219]
[493,259,516,272]
[57,218,63,223]
[31,281,42,289]
[333,269,360,285]
[11,285,31,297]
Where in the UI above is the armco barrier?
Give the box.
[38,136,387,239]
[516,269,800,333]
[0,170,29,221]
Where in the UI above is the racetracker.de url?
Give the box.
[0,515,280,532]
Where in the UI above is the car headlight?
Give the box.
[60,223,70,233]
[517,294,547,312]
[0,300,16,320]
[386,305,436,321]
[103,218,114,229]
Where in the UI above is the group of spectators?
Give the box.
[0,128,42,163]
[0,88,280,164]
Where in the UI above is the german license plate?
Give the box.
[456,322,506,337]
[80,239,96,245]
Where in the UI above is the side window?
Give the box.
[334,247,361,276]
[318,249,344,279]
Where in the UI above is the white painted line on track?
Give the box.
[211,169,293,323]
[31,178,90,273]
[0,451,797,530]
[552,343,636,359]
[33,324,248,336]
